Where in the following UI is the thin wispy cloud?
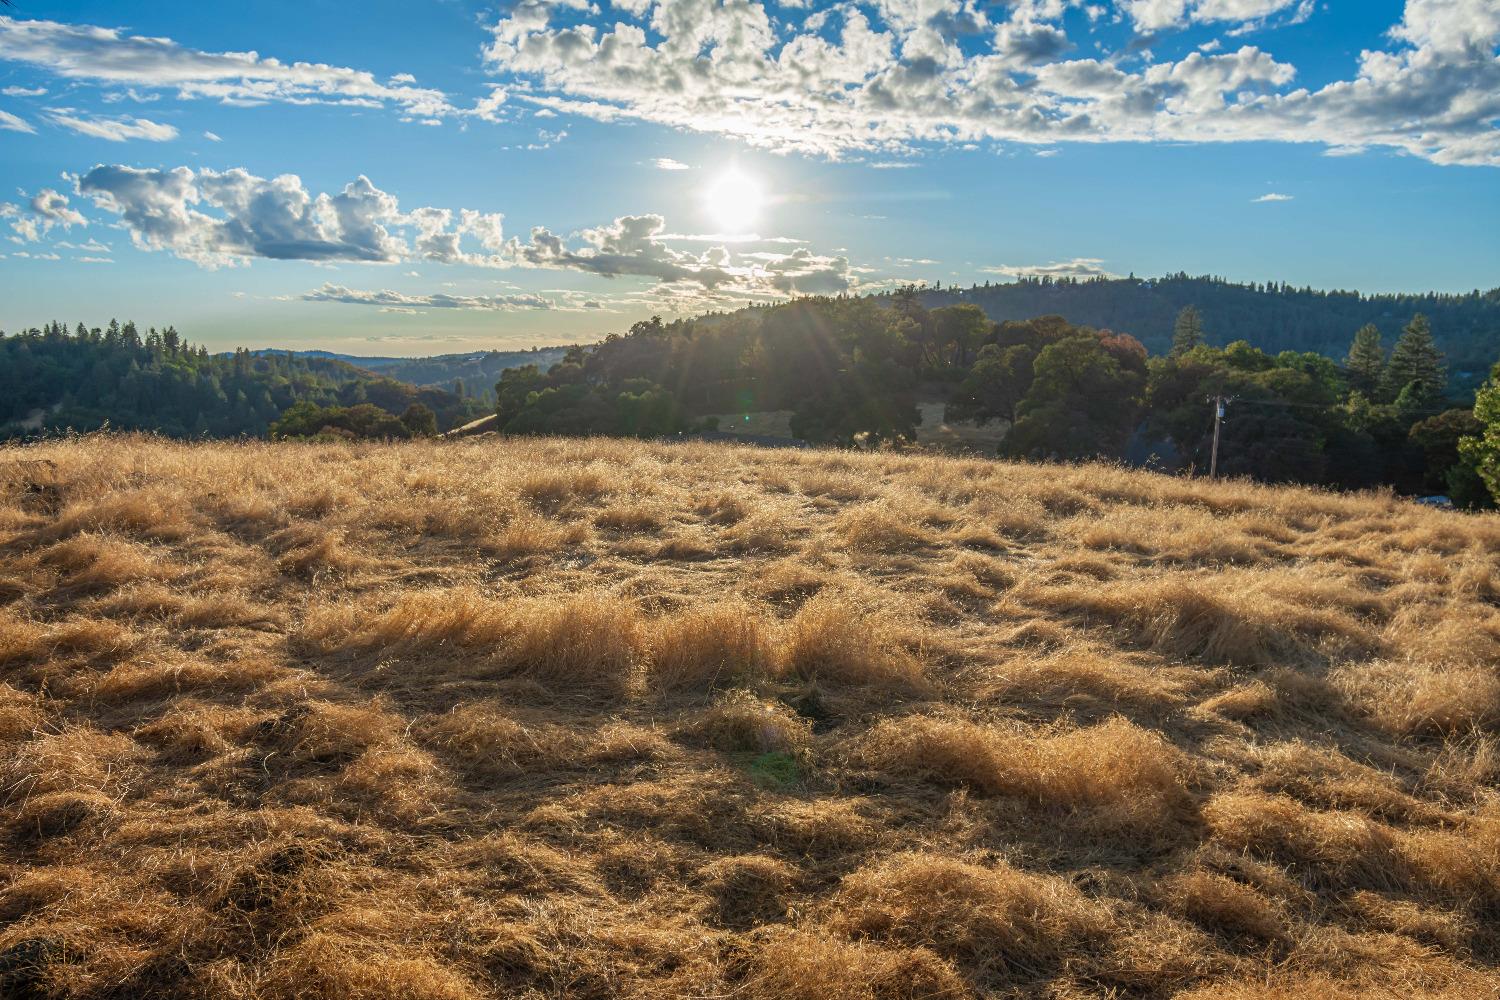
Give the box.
[660,233,808,245]
[0,108,33,133]
[652,157,690,170]
[0,15,452,119]
[981,258,1117,279]
[48,112,178,142]
[302,284,554,311]
[1253,192,1294,202]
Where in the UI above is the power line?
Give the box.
[1225,396,1344,410]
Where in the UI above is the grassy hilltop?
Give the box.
[1,435,1498,999]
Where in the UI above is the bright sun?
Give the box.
[701,168,765,235]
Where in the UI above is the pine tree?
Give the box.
[1171,305,1205,356]
[1345,324,1385,398]
[1383,314,1446,413]
[1460,360,1500,498]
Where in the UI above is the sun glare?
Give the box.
[701,168,765,235]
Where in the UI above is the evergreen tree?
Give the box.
[0,320,481,439]
[1460,364,1500,505]
[1345,324,1385,398]
[1383,314,1446,413]
[1170,306,1205,356]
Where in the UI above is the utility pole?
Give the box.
[1209,395,1225,478]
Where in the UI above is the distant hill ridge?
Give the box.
[231,346,575,395]
[913,273,1500,388]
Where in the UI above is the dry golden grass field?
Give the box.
[2,434,1499,999]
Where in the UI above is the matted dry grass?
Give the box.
[1,433,1498,998]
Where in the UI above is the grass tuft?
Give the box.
[690,689,811,756]
[648,603,775,691]
[778,593,926,691]
[829,852,1112,982]
[866,715,1190,835]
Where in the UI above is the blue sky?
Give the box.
[1,0,1497,354]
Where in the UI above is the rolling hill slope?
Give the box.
[240,347,575,393]
[1,436,1497,999]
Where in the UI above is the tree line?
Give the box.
[915,273,1500,393]
[490,293,1497,506]
[0,321,487,440]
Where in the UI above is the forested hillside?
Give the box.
[370,347,574,398]
[0,322,487,439]
[488,293,1497,504]
[917,275,1500,388]
[239,347,575,399]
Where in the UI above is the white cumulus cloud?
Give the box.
[76,165,410,267]
[1121,0,1306,32]
[69,162,876,307]
[4,186,87,242]
[479,0,1500,166]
